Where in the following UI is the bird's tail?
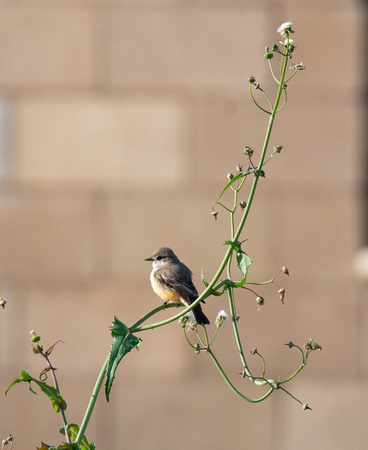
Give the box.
[192,303,210,325]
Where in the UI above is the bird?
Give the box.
[145,247,210,325]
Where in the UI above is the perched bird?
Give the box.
[145,247,210,325]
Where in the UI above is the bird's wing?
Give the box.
[156,266,198,300]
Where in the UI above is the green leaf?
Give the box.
[215,168,265,203]
[224,240,240,252]
[223,241,253,280]
[216,172,249,202]
[105,317,142,402]
[37,443,80,450]
[6,369,67,413]
[236,249,253,280]
[200,270,228,299]
[59,424,96,450]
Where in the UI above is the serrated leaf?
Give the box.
[6,369,66,413]
[105,317,142,402]
[59,424,96,450]
[37,444,79,450]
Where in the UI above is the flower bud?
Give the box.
[227,173,234,181]
[256,296,264,311]
[282,266,289,276]
[264,47,273,60]
[240,201,247,209]
[244,146,254,156]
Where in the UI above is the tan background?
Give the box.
[0,0,365,449]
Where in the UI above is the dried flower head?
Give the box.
[291,62,306,71]
[278,288,285,305]
[304,338,322,352]
[274,144,283,153]
[256,296,264,311]
[0,296,6,309]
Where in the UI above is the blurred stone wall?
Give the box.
[0,1,365,449]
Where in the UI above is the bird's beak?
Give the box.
[145,256,153,261]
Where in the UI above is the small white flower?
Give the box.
[178,311,195,327]
[215,310,229,327]
[277,21,294,37]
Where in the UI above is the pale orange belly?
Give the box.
[151,274,182,303]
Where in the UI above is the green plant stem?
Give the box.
[227,287,254,381]
[43,353,71,443]
[233,55,289,246]
[130,302,182,329]
[224,50,290,389]
[183,328,197,349]
[279,363,305,384]
[208,325,220,346]
[75,356,109,446]
[227,187,254,380]
[278,385,303,405]
[206,347,274,403]
[129,49,290,336]
[268,59,279,83]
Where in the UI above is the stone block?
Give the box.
[0,190,94,282]
[14,94,190,187]
[109,7,267,88]
[278,379,368,449]
[0,5,94,87]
